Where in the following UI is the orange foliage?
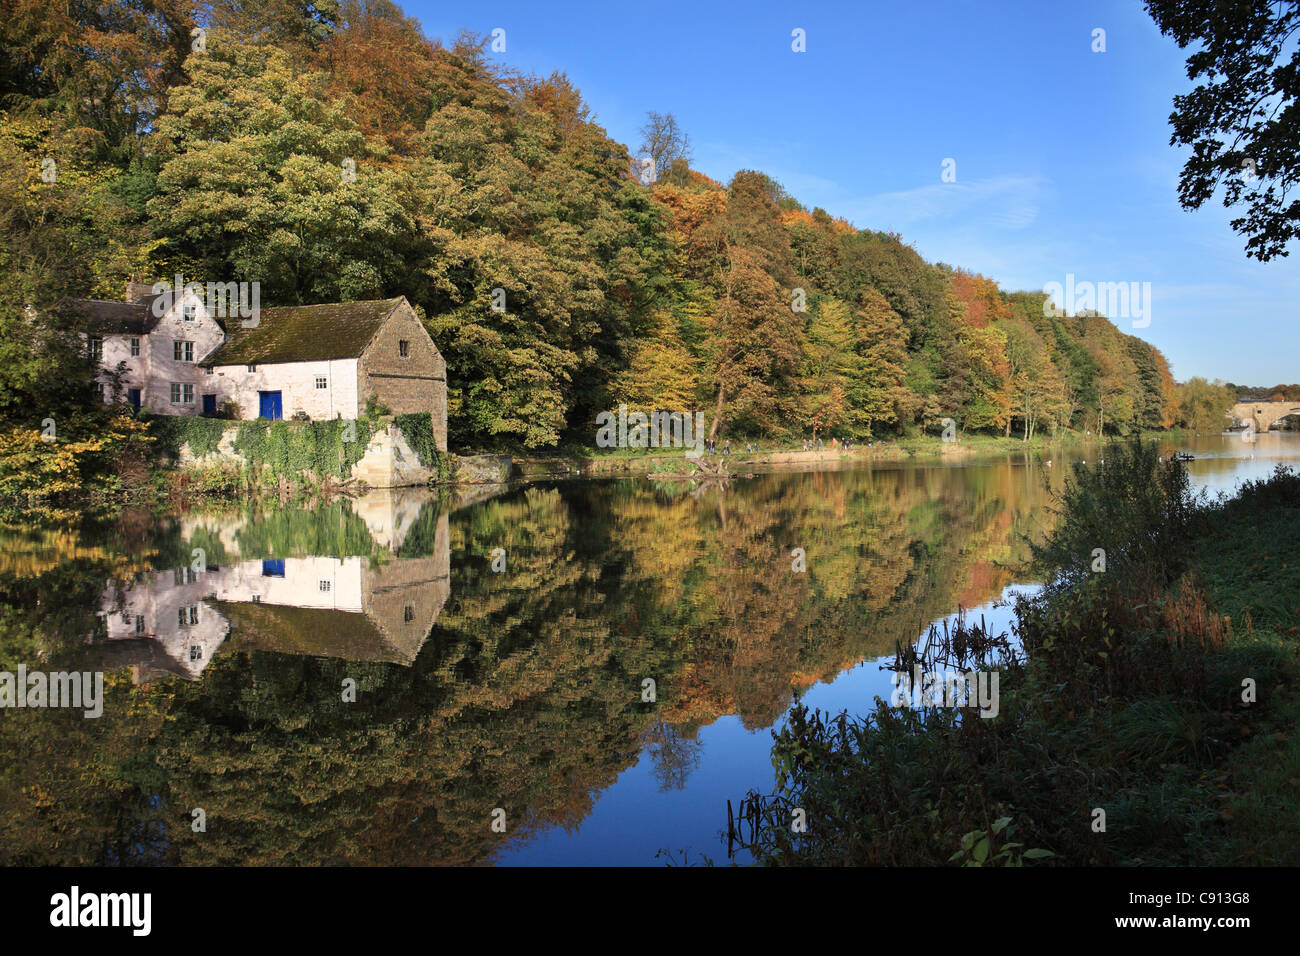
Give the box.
[949,270,1011,329]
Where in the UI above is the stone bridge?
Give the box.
[1231,400,1300,432]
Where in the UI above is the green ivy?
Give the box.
[148,415,229,461]
[393,412,449,482]
[233,414,380,481]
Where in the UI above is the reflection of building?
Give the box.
[94,511,449,682]
[98,567,228,681]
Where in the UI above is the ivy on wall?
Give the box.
[233,416,379,480]
[149,410,448,487]
[393,412,449,482]
[147,416,229,461]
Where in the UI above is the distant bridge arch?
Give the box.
[1231,400,1300,432]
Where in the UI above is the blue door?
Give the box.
[258,390,282,420]
[202,394,217,416]
[127,388,141,411]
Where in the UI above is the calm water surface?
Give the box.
[1,434,1295,865]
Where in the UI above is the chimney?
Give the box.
[125,273,154,304]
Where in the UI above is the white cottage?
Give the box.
[73,280,447,450]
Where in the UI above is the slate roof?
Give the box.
[65,299,162,336]
[201,297,407,367]
[214,599,427,666]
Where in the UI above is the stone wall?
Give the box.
[177,421,439,489]
[358,301,447,451]
[174,420,495,489]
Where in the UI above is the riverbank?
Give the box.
[513,431,1114,479]
[733,441,1300,865]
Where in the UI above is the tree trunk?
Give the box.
[707,385,726,443]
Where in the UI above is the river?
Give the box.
[0,433,1295,865]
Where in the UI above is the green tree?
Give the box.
[1146,0,1300,260]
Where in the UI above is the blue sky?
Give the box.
[403,0,1299,385]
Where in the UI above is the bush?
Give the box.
[1031,437,1204,591]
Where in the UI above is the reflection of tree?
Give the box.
[639,717,703,792]
[0,460,1066,865]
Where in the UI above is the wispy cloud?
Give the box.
[841,175,1053,232]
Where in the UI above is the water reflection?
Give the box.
[0,434,1292,865]
[96,515,450,680]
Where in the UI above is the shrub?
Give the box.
[1031,437,1204,591]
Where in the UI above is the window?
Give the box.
[319,580,331,592]
[247,364,256,373]
[135,615,145,634]
[174,340,194,362]
[189,644,202,661]
[403,605,415,623]
[188,606,199,625]
[89,336,103,361]
[205,367,213,375]
[315,376,327,389]
[170,383,195,404]
[251,594,262,603]
[177,605,198,627]
[173,568,197,585]
[398,339,410,357]
[130,337,140,357]
[183,302,197,321]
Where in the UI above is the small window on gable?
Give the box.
[183,301,197,321]
[89,336,103,361]
[130,337,140,357]
[399,340,410,358]
[315,376,327,389]
[403,605,415,622]
[319,580,331,592]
